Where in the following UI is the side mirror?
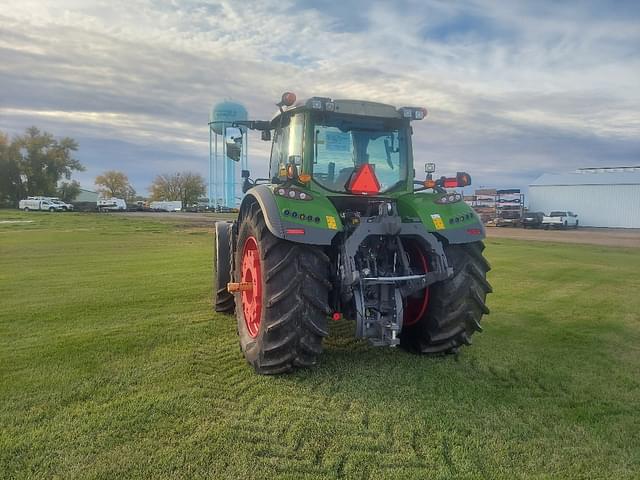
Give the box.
[425,162,436,173]
[241,170,253,193]
[456,172,472,187]
[261,130,271,141]
[225,127,243,162]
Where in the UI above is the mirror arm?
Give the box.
[232,120,271,131]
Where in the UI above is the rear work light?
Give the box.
[275,187,313,201]
[435,193,462,204]
[399,107,428,121]
[307,97,334,110]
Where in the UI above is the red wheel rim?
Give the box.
[241,236,262,337]
[403,242,430,327]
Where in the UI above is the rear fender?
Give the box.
[396,192,486,244]
[239,185,342,245]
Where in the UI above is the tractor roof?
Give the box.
[271,96,426,124]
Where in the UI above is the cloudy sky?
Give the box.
[1,0,639,196]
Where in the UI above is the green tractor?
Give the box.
[214,93,492,374]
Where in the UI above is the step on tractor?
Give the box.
[214,92,492,374]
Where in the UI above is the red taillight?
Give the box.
[285,228,305,235]
[348,164,380,195]
[441,172,472,189]
[466,228,482,235]
[442,177,459,188]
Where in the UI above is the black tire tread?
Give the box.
[235,203,330,374]
[401,241,492,355]
[214,222,235,313]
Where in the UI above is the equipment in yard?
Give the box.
[213,93,492,374]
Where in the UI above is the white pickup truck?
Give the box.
[542,211,579,229]
[19,197,66,212]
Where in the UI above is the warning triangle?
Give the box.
[348,164,381,195]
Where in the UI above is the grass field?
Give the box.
[1,211,639,479]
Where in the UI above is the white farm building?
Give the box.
[529,167,640,228]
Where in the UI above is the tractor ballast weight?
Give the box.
[214,94,492,374]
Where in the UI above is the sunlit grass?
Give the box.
[1,212,639,478]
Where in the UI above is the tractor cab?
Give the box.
[266,95,424,198]
[230,93,470,202]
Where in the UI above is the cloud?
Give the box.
[0,0,638,196]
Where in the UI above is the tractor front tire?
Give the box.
[234,203,331,374]
[214,221,235,313]
[401,241,492,354]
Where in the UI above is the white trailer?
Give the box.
[97,198,127,211]
[150,201,182,212]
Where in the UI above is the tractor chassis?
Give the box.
[338,202,452,346]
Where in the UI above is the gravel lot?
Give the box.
[487,225,640,248]
[115,212,640,248]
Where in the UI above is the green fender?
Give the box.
[239,185,343,245]
[396,192,486,243]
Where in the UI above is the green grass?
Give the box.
[1,212,639,479]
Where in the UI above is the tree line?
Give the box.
[1,127,206,208]
[0,127,83,205]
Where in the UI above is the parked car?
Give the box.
[215,205,238,213]
[18,197,65,212]
[542,211,579,229]
[495,209,522,227]
[50,198,74,211]
[97,198,127,211]
[522,211,545,229]
[128,201,149,212]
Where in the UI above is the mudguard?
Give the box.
[396,192,486,244]
[239,185,342,245]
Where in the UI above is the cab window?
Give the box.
[269,114,304,181]
[311,115,407,193]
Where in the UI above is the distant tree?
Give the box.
[95,170,136,200]
[179,172,207,208]
[0,127,83,207]
[0,131,24,206]
[150,173,180,202]
[16,127,83,196]
[149,171,206,208]
[57,180,81,203]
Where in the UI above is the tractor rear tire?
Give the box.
[401,241,492,354]
[214,221,235,313]
[234,203,331,374]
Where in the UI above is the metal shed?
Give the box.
[529,167,640,228]
[74,189,99,203]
